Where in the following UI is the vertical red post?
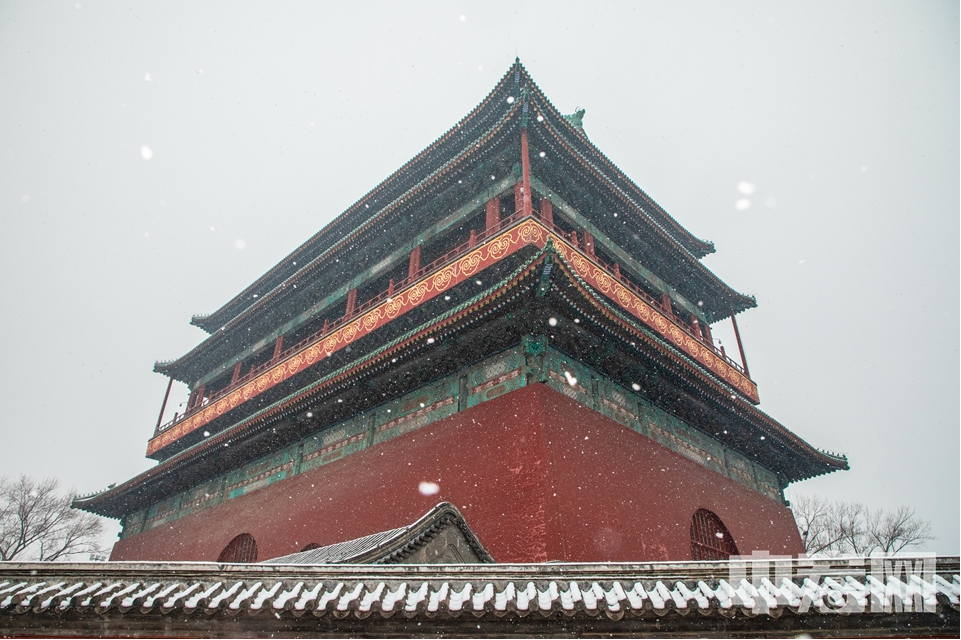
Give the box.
[154,376,174,430]
[583,230,595,257]
[520,128,533,215]
[661,293,675,319]
[540,198,553,225]
[272,335,284,362]
[322,318,329,334]
[690,314,704,341]
[613,263,621,279]
[195,385,205,409]
[569,231,579,248]
[731,315,751,377]
[387,279,395,296]
[408,246,422,279]
[485,197,500,231]
[469,229,477,248]
[515,182,524,214]
[345,289,358,317]
[230,361,243,385]
[702,322,714,347]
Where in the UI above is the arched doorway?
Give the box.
[690,509,739,560]
[217,533,258,563]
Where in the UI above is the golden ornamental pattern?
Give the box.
[544,230,758,403]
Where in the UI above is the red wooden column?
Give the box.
[582,230,595,257]
[690,314,704,341]
[188,384,205,410]
[731,315,751,377]
[519,128,533,215]
[660,293,675,319]
[271,336,284,363]
[154,377,174,430]
[485,197,500,231]
[702,321,714,347]
[230,361,243,385]
[540,198,553,225]
[408,246,421,279]
[345,289,358,317]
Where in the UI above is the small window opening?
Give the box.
[691,509,739,560]
[218,533,258,563]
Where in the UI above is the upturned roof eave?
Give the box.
[525,116,756,319]
[519,72,715,259]
[545,247,845,481]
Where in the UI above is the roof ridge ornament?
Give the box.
[563,107,586,131]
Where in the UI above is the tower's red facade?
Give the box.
[76,61,847,563]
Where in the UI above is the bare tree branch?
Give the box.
[791,495,935,557]
[0,475,107,562]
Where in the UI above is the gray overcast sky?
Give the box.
[1,1,957,554]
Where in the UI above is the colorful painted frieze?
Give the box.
[143,494,181,530]
[374,377,458,445]
[467,348,525,407]
[225,446,296,500]
[544,349,593,407]
[178,478,224,518]
[301,414,372,473]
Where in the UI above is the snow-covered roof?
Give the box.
[261,502,495,565]
[0,556,957,637]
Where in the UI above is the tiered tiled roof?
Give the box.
[169,59,751,386]
[1,557,956,637]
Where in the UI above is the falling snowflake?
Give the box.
[419,481,440,496]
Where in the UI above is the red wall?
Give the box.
[111,384,804,563]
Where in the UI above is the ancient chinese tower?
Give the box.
[76,61,847,563]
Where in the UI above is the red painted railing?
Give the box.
[155,208,743,436]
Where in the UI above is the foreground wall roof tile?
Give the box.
[0,556,957,637]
